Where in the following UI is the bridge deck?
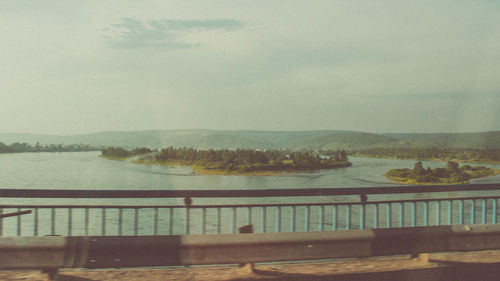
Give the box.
[2,249,500,281]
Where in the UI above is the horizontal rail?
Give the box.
[1,195,500,208]
[0,183,499,198]
[1,224,500,270]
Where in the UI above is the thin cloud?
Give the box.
[106,18,244,51]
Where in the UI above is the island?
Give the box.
[385,161,500,185]
[101,146,352,175]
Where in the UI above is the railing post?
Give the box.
[424,201,428,226]
[247,207,252,226]
[304,206,310,232]
[134,208,139,236]
[411,202,416,227]
[85,208,89,236]
[493,199,497,224]
[232,207,237,234]
[459,200,463,225]
[68,208,72,236]
[470,200,476,224]
[34,208,38,236]
[262,207,267,233]
[387,204,392,228]
[276,206,282,233]
[447,200,452,225]
[0,208,3,236]
[184,197,192,235]
[360,194,367,230]
[345,205,351,230]
[101,208,106,236]
[399,203,404,227]
[436,201,441,226]
[169,208,174,235]
[482,199,486,224]
[154,207,159,235]
[216,208,221,234]
[332,205,337,231]
[319,206,324,231]
[17,208,21,236]
[51,208,56,235]
[201,208,206,235]
[118,208,123,236]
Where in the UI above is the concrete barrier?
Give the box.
[0,236,89,269]
[1,224,500,270]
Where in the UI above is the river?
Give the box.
[2,151,499,190]
[1,152,499,236]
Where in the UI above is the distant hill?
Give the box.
[1,130,499,150]
[387,131,500,149]
[293,132,400,150]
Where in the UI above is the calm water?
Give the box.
[2,151,499,190]
[0,152,499,236]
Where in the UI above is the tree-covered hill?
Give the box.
[293,131,400,150]
[387,131,500,149]
[1,130,499,151]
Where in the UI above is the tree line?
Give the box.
[0,142,101,153]
[101,146,351,172]
[354,147,500,163]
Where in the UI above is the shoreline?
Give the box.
[101,156,351,176]
[384,175,469,185]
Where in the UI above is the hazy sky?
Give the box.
[1,1,499,135]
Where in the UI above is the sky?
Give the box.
[1,0,499,135]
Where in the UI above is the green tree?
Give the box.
[412,161,425,176]
[447,161,459,173]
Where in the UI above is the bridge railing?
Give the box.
[0,183,499,236]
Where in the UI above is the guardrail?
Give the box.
[1,183,500,197]
[1,224,500,271]
[0,183,499,236]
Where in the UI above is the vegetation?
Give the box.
[0,142,101,153]
[385,161,500,185]
[2,130,499,151]
[101,146,352,175]
[354,147,500,164]
[386,131,500,149]
[100,147,153,158]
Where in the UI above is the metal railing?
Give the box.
[0,183,499,236]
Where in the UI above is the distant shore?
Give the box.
[354,153,500,165]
